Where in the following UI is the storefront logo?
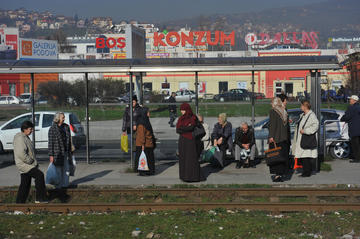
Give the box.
[245,32,319,49]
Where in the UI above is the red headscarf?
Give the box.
[176,103,197,139]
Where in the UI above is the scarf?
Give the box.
[176,103,196,139]
[271,97,288,125]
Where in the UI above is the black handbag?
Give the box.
[299,113,317,150]
[265,142,285,166]
[192,123,206,139]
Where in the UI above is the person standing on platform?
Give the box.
[293,100,319,177]
[122,95,142,170]
[135,107,156,176]
[176,103,202,182]
[268,96,291,182]
[341,95,360,163]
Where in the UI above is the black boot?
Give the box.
[236,161,242,169]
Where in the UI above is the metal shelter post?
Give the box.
[85,73,90,164]
[310,70,321,171]
[195,72,199,114]
[129,73,134,169]
[251,71,255,127]
[30,73,36,150]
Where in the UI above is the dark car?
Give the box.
[214,89,250,102]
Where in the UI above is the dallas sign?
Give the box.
[96,31,235,49]
[245,32,319,49]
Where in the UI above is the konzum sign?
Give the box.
[154,31,235,47]
[96,37,126,49]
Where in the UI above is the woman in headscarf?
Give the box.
[176,103,202,182]
[135,107,156,176]
[268,94,291,182]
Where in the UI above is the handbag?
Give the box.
[200,146,216,163]
[137,150,149,171]
[265,142,285,166]
[213,146,224,168]
[192,123,206,139]
[300,113,317,150]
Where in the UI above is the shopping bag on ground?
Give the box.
[200,146,216,163]
[138,151,149,171]
[45,162,60,186]
[213,146,224,168]
[69,155,76,176]
[121,134,129,153]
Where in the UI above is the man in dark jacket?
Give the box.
[122,95,142,170]
[122,95,142,134]
[234,122,256,168]
[168,92,177,127]
[341,95,360,163]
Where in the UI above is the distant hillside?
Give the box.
[159,0,360,49]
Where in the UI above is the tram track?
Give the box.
[1,188,360,213]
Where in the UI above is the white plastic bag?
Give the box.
[69,155,76,176]
[45,162,60,186]
[137,151,149,171]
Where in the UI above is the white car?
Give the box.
[0,96,20,104]
[0,112,86,152]
[19,93,32,104]
[164,90,196,102]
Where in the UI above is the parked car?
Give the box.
[0,112,86,152]
[0,96,20,104]
[19,93,32,104]
[164,89,196,102]
[253,92,266,100]
[95,96,121,104]
[214,89,250,102]
[243,109,350,159]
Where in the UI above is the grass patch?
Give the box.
[320,162,332,172]
[0,210,359,238]
[0,102,349,122]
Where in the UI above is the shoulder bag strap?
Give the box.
[301,112,312,130]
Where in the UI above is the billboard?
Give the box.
[19,38,58,60]
[0,27,19,60]
[125,24,146,59]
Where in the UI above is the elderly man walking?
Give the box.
[341,95,360,163]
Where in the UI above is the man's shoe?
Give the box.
[170,124,175,127]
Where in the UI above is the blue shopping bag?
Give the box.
[45,162,60,186]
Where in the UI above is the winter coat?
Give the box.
[340,103,360,138]
[234,126,255,148]
[48,123,72,166]
[211,122,233,151]
[293,110,319,159]
[122,104,142,133]
[13,132,37,174]
[268,109,291,144]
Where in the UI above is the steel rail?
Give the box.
[1,202,360,213]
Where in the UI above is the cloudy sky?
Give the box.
[6,0,326,22]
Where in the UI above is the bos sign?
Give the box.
[20,38,58,60]
[245,32,319,49]
[96,31,235,49]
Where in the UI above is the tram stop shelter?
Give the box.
[0,56,341,169]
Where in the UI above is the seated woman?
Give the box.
[211,113,233,167]
[234,122,256,168]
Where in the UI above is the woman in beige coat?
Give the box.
[293,100,319,177]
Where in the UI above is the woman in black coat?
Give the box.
[268,95,291,182]
[176,103,202,182]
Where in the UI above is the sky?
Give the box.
[4,0,327,22]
